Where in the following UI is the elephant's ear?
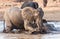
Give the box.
[37,8,44,18]
[33,9,40,17]
[22,7,39,16]
[21,1,38,9]
[34,2,39,9]
[22,7,36,20]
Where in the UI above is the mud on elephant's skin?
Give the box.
[21,1,45,22]
[22,7,43,33]
[4,7,47,34]
[4,7,24,33]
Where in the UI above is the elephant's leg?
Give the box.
[36,17,47,33]
[4,20,12,33]
[24,20,36,34]
[36,17,43,32]
[3,13,12,33]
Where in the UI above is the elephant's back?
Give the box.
[8,7,23,26]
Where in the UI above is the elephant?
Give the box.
[4,7,47,34]
[22,7,43,33]
[21,1,47,23]
[4,7,24,32]
[21,1,38,9]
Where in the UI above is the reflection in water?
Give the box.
[47,22,60,27]
[47,22,60,31]
[43,21,60,34]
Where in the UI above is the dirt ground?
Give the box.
[0,33,60,39]
[0,33,41,39]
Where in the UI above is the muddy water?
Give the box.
[0,21,60,39]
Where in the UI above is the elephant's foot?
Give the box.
[3,26,12,33]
